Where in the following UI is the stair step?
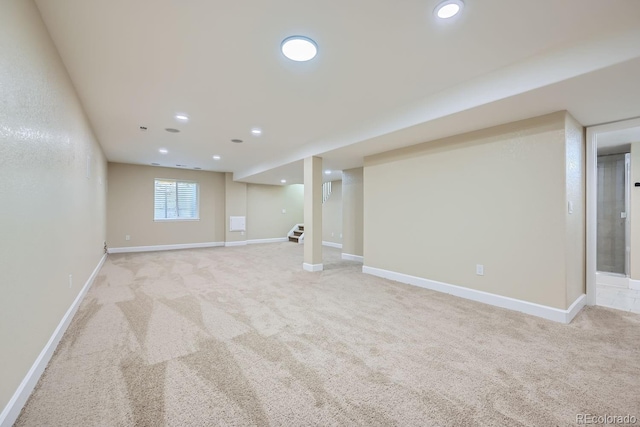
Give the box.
[288,236,299,242]
[298,226,304,231]
[293,231,303,236]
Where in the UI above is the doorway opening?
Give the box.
[587,118,640,314]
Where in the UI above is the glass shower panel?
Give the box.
[596,154,627,274]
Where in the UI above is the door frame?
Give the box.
[586,117,640,306]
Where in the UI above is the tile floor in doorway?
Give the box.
[596,284,640,313]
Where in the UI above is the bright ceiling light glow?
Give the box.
[175,114,189,122]
[280,179,287,183]
[281,36,318,62]
[434,0,464,19]
[159,148,168,154]
[324,170,331,175]
[251,128,262,136]
[212,155,221,160]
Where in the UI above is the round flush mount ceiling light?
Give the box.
[280,179,287,183]
[434,0,464,19]
[281,36,318,62]
[175,114,189,122]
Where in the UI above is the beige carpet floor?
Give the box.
[16,243,640,426]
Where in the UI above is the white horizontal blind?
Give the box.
[154,179,199,220]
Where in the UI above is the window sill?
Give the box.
[153,218,200,222]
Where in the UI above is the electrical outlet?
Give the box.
[476,264,484,276]
[125,235,130,241]
[69,274,73,288]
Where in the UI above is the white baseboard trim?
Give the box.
[362,265,586,324]
[303,263,324,272]
[595,272,629,288]
[630,279,640,291]
[224,241,247,247]
[342,253,364,263]
[0,253,107,427]
[109,242,224,253]
[322,241,343,249]
[247,237,287,245]
[565,294,587,323]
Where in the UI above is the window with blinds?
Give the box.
[154,179,199,221]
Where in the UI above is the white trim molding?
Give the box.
[224,241,248,247]
[303,263,323,272]
[109,242,224,253]
[0,254,107,427]
[322,241,343,249]
[362,266,586,324]
[247,237,287,245]
[595,272,629,288]
[342,253,364,263]
[630,279,640,291]
[586,117,640,306]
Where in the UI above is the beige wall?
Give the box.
[631,142,640,280]
[107,163,225,247]
[0,0,107,411]
[342,168,364,257]
[565,114,586,304]
[225,173,247,243]
[322,181,343,245]
[304,156,323,266]
[364,112,584,310]
[247,184,304,240]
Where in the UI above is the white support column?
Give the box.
[303,156,323,271]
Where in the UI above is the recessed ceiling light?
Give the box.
[434,0,464,19]
[165,128,180,133]
[159,148,168,154]
[175,114,189,122]
[231,139,243,143]
[251,128,262,136]
[280,179,287,183]
[213,155,221,160]
[151,163,160,166]
[281,36,318,62]
[325,170,331,175]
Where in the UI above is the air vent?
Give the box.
[231,139,243,143]
[165,128,180,133]
[151,163,160,166]
[194,167,202,170]
[140,126,148,131]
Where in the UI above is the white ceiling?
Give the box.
[35,0,640,185]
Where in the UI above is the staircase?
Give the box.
[287,183,333,244]
[288,224,304,244]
